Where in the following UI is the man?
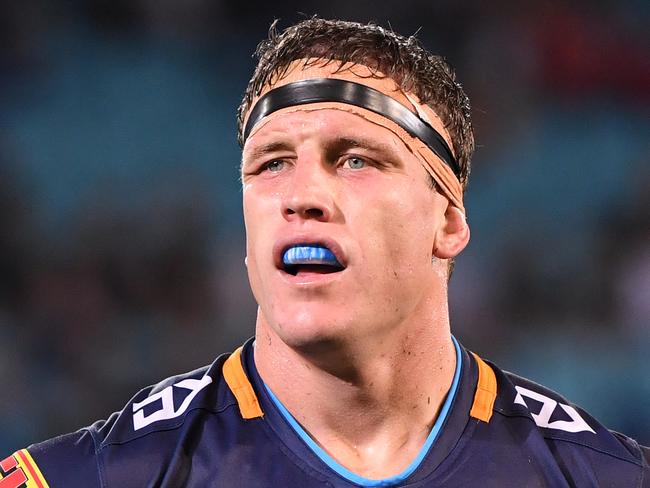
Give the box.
[2,18,648,487]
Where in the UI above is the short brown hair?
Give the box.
[237,17,474,189]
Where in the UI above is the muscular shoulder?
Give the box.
[4,353,237,488]
[488,361,649,486]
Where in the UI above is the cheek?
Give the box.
[368,185,435,259]
[242,187,273,287]
[242,192,257,257]
[243,185,274,251]
[347,187,436,321]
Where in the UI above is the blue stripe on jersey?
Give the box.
[263,336,463,487]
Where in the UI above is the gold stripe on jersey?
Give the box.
[469,353,497,422]
[223,347,264,419]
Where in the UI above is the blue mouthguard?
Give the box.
[283,245,341,267]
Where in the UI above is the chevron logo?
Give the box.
[132,374,212,431]
[514,386,596,434]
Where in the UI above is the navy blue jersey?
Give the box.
[3,338,648,487]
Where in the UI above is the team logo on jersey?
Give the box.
[514,386,596,434]
[132,374,212,431]
[0,450,50,488]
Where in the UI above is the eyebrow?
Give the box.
[245,141,293,162]
[332,137,377,149]
[325,136,402,166]
[241,135,402,170]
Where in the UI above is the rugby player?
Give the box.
[2,18,648,487]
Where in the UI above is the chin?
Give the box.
[269,306,351,350]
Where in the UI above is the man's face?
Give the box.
[241,108,452,349]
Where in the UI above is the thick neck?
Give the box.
[253,304,457,479]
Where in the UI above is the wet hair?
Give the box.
[237,17,474,189]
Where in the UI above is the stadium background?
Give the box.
[1,1,648,452]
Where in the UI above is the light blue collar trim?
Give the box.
[263,336,462,487]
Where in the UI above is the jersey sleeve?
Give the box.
[618,437,650,487]
[635,441,650,488]
[2,428,102,488]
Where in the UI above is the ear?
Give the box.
[433,205,470,259]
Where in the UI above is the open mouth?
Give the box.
[282,245,346,276]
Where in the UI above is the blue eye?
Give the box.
[345,157,366,169]
[266,160,285,172]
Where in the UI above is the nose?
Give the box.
[282,157,335,222]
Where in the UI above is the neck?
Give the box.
[254,309,457,479]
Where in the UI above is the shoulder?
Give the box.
[95,355,234,446]
[4,351,240,488]
[483,358,650,486]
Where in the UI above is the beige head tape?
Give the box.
[243,59,465,213]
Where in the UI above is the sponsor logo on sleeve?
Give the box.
[0,450,49,488]
[132,374,212,431]
[514,386,596,434]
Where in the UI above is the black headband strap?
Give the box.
[243,78,460,177]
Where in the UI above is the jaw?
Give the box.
[253,289,452,388]
[254,307,366,383]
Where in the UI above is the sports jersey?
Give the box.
[2,337,648,487]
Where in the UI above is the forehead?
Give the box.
[249,59,414,116]
[242,60,454,154]
[243,108,406,155]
